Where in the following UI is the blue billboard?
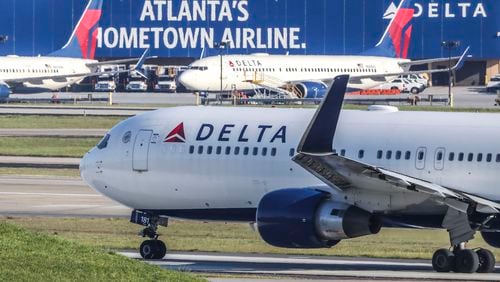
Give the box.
[0,0,498,59]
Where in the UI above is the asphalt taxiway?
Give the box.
[120,251,500,281]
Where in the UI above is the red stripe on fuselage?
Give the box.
[388,8,413,58]
[75,9,102,59]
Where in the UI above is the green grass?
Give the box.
[0,221,204,281]
[3,217,498,260]
[0,167,80,177]
[0,137,98,157]
[0,115,125,129]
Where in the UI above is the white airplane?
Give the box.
[178,0,467,98]
[81,75,500,274]
[0,0,146,99]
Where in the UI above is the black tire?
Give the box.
[155,240,167,259]
[476,248,496,273]
[432,249,454,272]
[410,87,419,94]
[140,240,156,259]
[455,249,479,273]
[390,86,399,90]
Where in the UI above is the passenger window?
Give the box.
[243,147,249,155]
[418,151,424,160]
[189,145,194,154]
[262,147,268,156]
[487,153,492,162]
[225,146,231,155]
[198,146,204,154]
[207,146,213,155]
[496,154,500,162]
[289,148,295,157]
[405,151,411,160]
[458,153,464,161]
[377,150,383,159]
[386,150,392,159]
[467,153,473,162]
[253,147,258,156]
[448,152,455,161]
[395,150,401,160]
[340,149,346,156]
[358,150,364,159]
[216,146,222,155]
[477,153,483,162]
[234,147,240,155]
[271,148,277,156]
[436,152,443,161]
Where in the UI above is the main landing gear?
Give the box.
[432,208,496,273]
[432,246,495,273]
[130,210,168,260]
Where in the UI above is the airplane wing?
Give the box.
[2,49,149,84]
[293,74,500,237]
[351,46,469,80]
[85,55,158,68]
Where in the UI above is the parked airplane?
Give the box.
[178,0,467,98]
[0,0,144,98]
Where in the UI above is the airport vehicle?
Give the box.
[126,73,148,92]
[94,75,117,92]
[486,75,500,92]
[82,75,500,274]
[399,74,429,87]
[0,0,145,97]
[178,0,466,98]
[155,75,177,92]
[378,78,425,94]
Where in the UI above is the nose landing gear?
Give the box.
[131,210,168,260]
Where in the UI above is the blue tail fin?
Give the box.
[49,0,103,59]
[362,0,414,58]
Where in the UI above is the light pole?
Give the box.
[215,41,228,104]
[441,40,460,107]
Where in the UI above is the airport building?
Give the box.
[0,0,498,86]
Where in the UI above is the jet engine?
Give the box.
[256,188,382,248]
[0,83,11,101]
[293,81,328,99]
[481,231,500,248]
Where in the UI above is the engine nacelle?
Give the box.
[481,231,500,248]
[256,188,382,248]
[0,83,10,101]
[293,81,328,99]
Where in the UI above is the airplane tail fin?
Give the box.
[362,0,414,58]
[49,0,103,59]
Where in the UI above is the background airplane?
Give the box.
[178,0,467,98]
[0,0,145,99]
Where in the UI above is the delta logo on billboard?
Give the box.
[164,123,186,143]
[383,1,488,20]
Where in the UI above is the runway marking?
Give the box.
[0,192,100,197]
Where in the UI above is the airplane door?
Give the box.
[415,147,427,170]
[133,130,153,171]
[434,147,446,170]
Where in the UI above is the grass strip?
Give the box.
[0,137,98,158]
[0,221,204,281]
[0,115,125,129]
[4,217,498,260]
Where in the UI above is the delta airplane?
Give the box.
[0,0,145,99]
[178,0,467,98]
[81,75,500,274]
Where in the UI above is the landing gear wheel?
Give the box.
[455,249,479,273]
[476,248,495,273]
[432,249,455,272]
[140,240,166,260]
[410,87,419,94]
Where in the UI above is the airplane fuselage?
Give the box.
[178,55,408,93]
[81,106,500,222]
[0,56,96,93]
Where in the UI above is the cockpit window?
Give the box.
[189,66,208,71]
[97,134,110,150]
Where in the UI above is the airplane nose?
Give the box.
[80,150,97,185]
[178,71,197,90]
